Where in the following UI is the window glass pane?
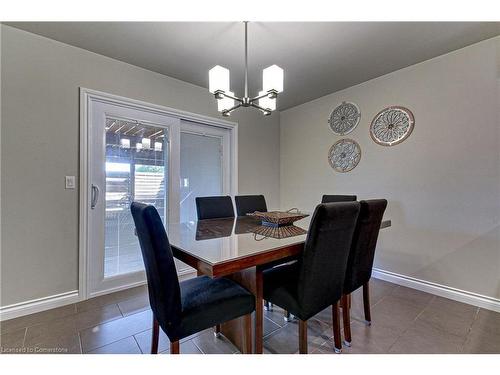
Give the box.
[180,132,223,223]
[104,118,168,277]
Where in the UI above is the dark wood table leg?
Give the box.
[242,313,253,354]
[197,270,222,337]
[220,267,258,354]
[254,266,264,354]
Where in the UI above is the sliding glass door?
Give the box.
[180,121,230,223]
[88,101,179,296]
[104,119,169,278]
[86,98,233,297]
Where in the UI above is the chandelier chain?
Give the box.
[244,21,248,99]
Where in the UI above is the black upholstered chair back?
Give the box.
[344,199,387,294]
[321,194,357,203]
[195,196,235,220]
[297,202,360,317]
[235,195,268,216]
[130,202,182,337]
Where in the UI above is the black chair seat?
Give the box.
[178,276,255,339]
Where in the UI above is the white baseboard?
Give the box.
[372,268,500,313]
[179,268,197,281]
[87,280,148,299]
[0,269,198,322]
[0,290,79,322]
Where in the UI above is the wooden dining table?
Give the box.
[167,214,391,354]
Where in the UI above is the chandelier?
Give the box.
[208,22,284,117]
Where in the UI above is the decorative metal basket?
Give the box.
[251,224,307,239]
[246,210,309,228]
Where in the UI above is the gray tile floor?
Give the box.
[1,279,499,354]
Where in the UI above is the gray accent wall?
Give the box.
[0,25,280,306]
[2,24,499,310]
[280,37,500,300]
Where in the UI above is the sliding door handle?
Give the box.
[91,184,100,209]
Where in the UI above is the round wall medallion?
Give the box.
[370,106,415,146]
[328,138,361,173]
[328,101,361,135]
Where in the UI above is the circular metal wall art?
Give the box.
[328,138,361,173]
[328,101,361,135]
[370,106,415,146]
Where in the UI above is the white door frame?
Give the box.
[79,88,238,301]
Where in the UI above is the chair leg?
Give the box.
[298,319,308,354]
[341,294,352,347]
[214,324,221,338]
[363,282,371,325]
[332,301,342,354]
[264,300,274,311]
[151,317,159,354]
[170,340,180,354]
[242,313,253,354]
[284,310,293,322]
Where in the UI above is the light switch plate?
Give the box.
[65,176,76,189]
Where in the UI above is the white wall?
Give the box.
[280,37,500,301]
[0,25,280,307]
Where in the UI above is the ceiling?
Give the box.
[6,22,500,110]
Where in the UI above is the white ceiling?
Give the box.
[6,22,500,110]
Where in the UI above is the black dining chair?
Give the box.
[131,202,255,354]
[195,196,235,220]
[321,194,357,203]
[262,202,360,354]
[340,199,387,347]
[234,195,268,216]
[319,197,359,330]
[280,194,357,323]
[281,194,356,323]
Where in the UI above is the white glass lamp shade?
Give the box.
[154,142,162,151]
[142,138,151,149]
[120,138,130,148]
[258,90,276,111]
[262,65,284,93]
[209,65,230,93]
[217,91,235,112]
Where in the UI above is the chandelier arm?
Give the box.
[250,90,279,103]
[250,102,272,115]
[215,91,244,103]
[222,103,243,116]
